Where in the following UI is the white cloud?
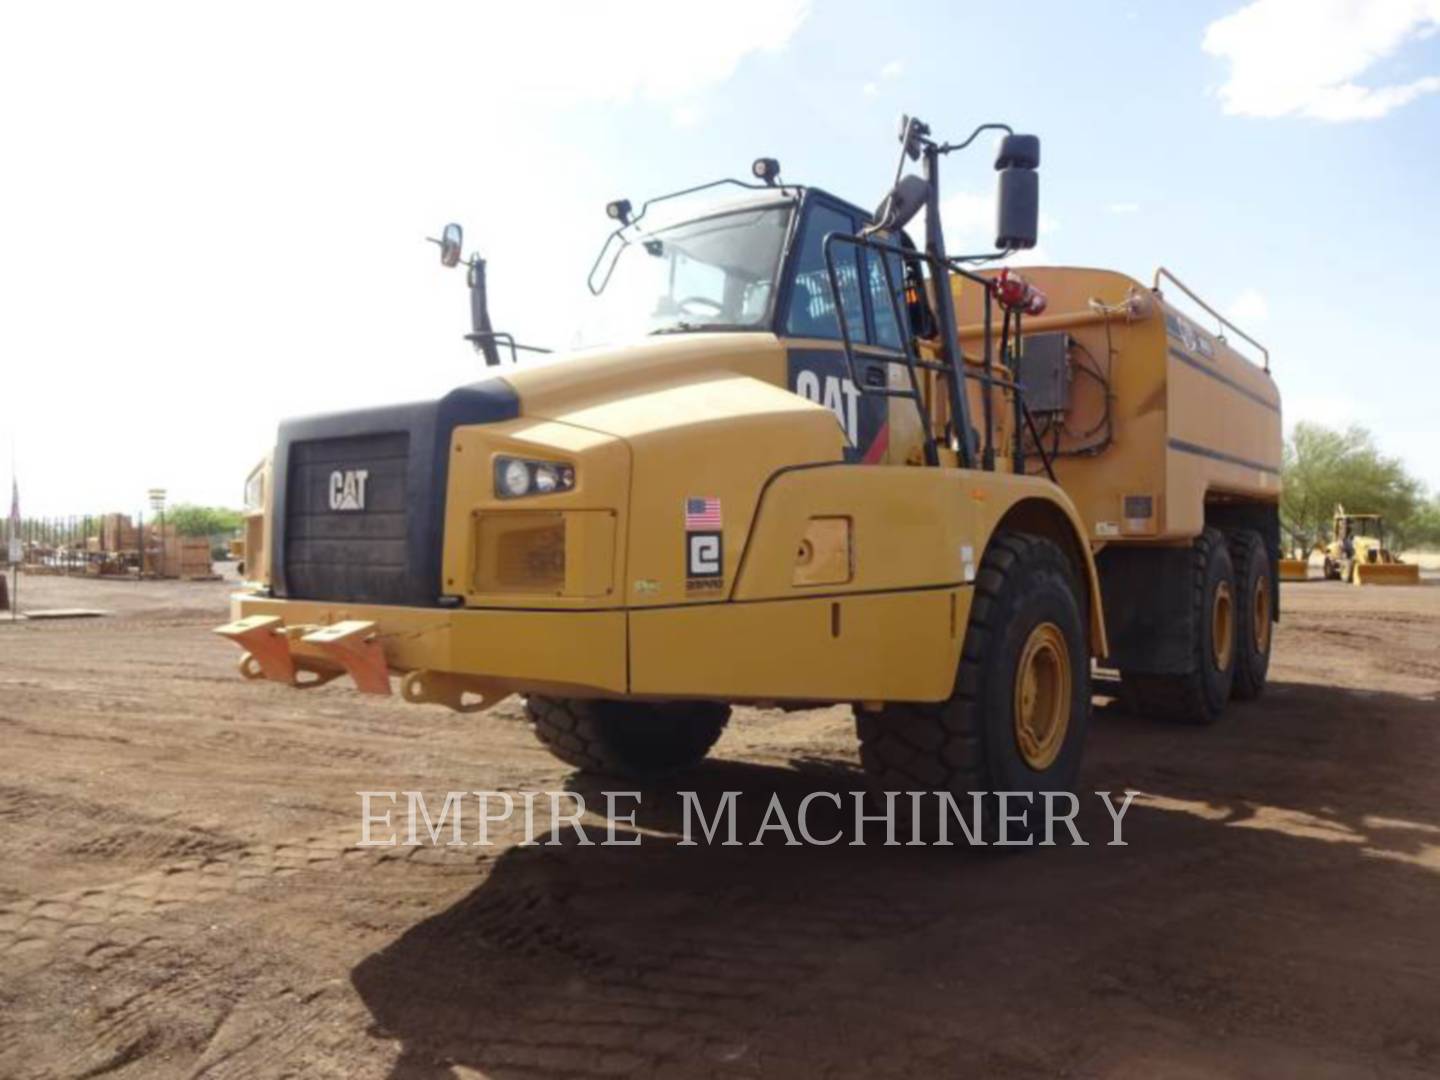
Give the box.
[1227,288,1270,325]
[1107,201,1141,215]
[1285,394,1365,433]
[999,245,1055,268]
[862,58,904,97]
[0,1,813,515]
[1203,0,1440,121]
[670,104,703,128]
[940,191,996,236]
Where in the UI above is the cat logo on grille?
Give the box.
[328,469,369,511]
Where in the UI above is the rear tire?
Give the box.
[1121,527,1236,725]
[856,532,1090,842]
[525,696,730,778]
[1228,530,1272,700]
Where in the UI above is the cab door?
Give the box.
[778,198,911,464]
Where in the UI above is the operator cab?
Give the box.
[581,183,921,353]
[1336,515,1382,541]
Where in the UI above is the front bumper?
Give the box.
[217,592,626,710]
[217,584,969,712]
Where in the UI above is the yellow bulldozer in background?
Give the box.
[219,114,1284,838]
[1323,506,1420,585]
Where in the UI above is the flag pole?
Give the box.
[9,442,17,623]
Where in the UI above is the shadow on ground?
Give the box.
[353,680,1440,1078]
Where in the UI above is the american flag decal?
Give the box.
[684,497,722,530]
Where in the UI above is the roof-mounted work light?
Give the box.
[606,198,633,225]
[751,157,781,186]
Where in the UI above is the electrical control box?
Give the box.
[1016,332,1071,414]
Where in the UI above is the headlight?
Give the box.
[494,456,575,499]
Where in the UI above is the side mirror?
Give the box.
[994,134,1040,170]
[995,170,1038,249]
[439,222,464,268]
[994,133,1041,250]
[874,174,931,232]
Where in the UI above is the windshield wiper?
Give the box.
[650,321,708,335]
[650,321,754,336]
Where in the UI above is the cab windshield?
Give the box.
[575,204,791,348]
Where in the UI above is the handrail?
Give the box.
[822,232,938,465]
[464,330,552,366]
[820,232,1041,474]
[1152,266,1270,372]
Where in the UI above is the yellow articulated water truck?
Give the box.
[221,116,1281,834]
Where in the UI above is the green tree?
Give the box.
[1405,496,1440,551]
[1281,423,1424,551]
[164,504,244,538]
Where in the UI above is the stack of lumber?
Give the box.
[141,526,216,579]
[100,514,139,553]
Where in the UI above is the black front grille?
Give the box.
[285,432,412,603]
[269,379,520,607]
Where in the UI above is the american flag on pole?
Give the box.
[684,497,721,530]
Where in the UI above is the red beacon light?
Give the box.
[992,269,1046,315]
[994,268,1028,307]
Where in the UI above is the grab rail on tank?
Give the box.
[1152,266,1270,372]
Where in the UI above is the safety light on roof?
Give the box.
[751,157,781,186]
[606,199,633,225]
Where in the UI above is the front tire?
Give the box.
[856,532,1090,841]
[525,696,730,778]
[1121,527,1236,725]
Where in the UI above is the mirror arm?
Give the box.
[936,122,1014,155]
[921,141,978,468]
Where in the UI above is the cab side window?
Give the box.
[785,205,865,340]
[864,238,907,350]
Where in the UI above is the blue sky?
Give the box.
[3,0,1437,514]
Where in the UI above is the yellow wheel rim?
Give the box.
[1253,574,1271,654]
[1212,580,1235,671]
[1013,621,1071,771]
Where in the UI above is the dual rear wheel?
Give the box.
[1120,526,1272,724]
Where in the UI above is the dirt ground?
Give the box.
[2,568,1439,1079]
